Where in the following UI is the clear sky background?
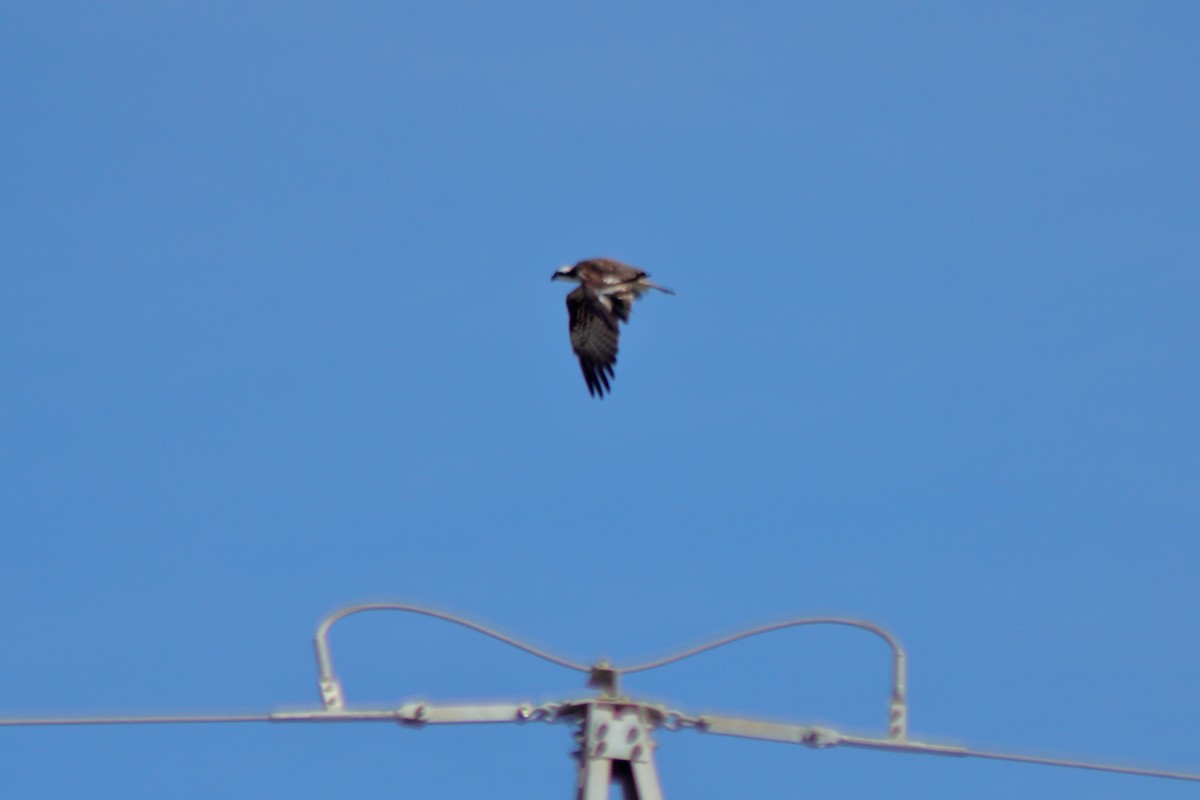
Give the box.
[2,3,1197,798]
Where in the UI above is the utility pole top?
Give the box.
[3,601,1197,792]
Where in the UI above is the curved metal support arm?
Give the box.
[312,603,590,710]
[312,605,907,738]
[620,617,908,740]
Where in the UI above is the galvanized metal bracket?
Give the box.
[570,699,664,800]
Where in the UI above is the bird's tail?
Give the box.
[640,279,676,295]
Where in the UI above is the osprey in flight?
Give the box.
[551,258,674,398]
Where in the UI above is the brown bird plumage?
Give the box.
[550,258,674,398]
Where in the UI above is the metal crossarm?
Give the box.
[1,602,1197,792]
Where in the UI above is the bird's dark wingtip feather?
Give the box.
[579,358,613,398]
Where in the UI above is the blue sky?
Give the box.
[2,3,1197,797]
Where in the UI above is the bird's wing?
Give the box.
[566,287,620,398]
[608,291,634,322]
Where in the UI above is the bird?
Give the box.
[550,258,674,398]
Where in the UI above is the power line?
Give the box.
[1,603,1196,794]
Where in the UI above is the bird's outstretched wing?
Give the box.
[566,286,620,398]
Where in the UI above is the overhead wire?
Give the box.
[1,602,1195,786]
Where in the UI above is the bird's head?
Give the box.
[551,263,580,283]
